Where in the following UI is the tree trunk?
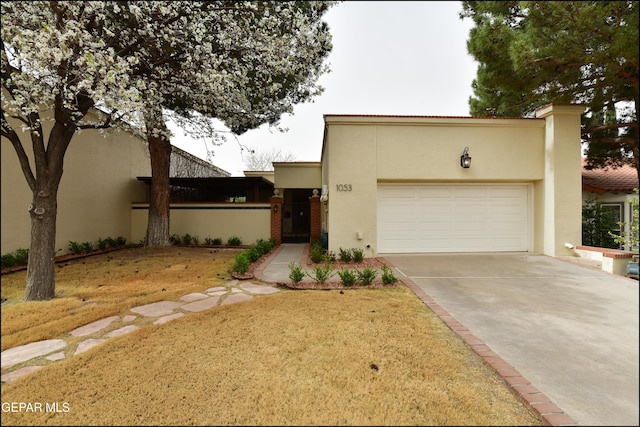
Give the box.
[23,121,73,301]
[24,185,59,301]
[144,106,172,247]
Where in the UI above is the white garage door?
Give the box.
[377,184,529,253]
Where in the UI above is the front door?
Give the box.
[282,190,310,243]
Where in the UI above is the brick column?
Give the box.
[269,195,283,245]
[309,191,321,244]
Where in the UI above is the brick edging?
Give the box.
[384,260,577,427]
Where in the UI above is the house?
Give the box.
[581,161,639,250]
[265,104,586,257]
[4,103,603,260]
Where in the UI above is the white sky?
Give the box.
[170,1,478,176]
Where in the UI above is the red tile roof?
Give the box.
[582,160,638,194]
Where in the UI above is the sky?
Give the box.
[170,1,479,176]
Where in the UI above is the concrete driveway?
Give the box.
[381,253,639,427]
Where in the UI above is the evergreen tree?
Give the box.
[462,1,638,178]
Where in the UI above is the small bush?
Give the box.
[309,244,324,263]
[381,265,398,285]
[205,237,223,245]
[1,253,16,269]
[97,237,109,250]
[182,234,194,245]
[288,261,305,283]
[81,241,94,252]
[232,251,251,274]
[247,246,262,263]
[170,234,181,245]
[68,241,84,254]
[357,267,377,285]
[0,248,28,269]
[307,264,336,285]
[255,238,274,255]
[338,247,353,263]
[352,248,364,263]
[227,236,242,246]
[337,268,357,286]
[323,250,337,263]
[114,236,126,246]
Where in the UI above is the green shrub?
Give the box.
[307,264,336,284]
[205,237,223,245]
[247,247,262,263]
[338,247,353,263]
[255,238,274,255]
[182,233,194,245]
[337,268,357,286]
[232,251,251,274]
[381,265,398,285]
[357,267,377,285]
[1,253,16,268]
[352,248,364,263]
[0,248,28,269]
[323,250,337,263]
[68,241,84,254]
[309,244,324,263]
[97,237,109,250]
[114,236,127,246]
[170,234,181,245]
[227,236,242,246]
[288,261,305,283]
[81,241,94,252]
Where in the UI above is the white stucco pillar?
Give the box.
[535,104,586,256]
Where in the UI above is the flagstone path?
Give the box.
[1,280,279,384]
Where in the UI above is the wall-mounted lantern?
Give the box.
[273,204,279,213]
[460,147,471,168]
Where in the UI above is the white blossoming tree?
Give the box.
[1,1,335,300]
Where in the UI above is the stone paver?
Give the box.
[181,296,221,312]
[74,338,106,355]
[105,325,140,338]
[180,292,209,302]
[46,352,66,362]
[205,286,226,293]
[154,312,185,325]
[131,301,183,317]
[240,282,279,295]
[1,339,67,369]
[1,366,44,384]
[123,315,137,322]
[70,316,120,337]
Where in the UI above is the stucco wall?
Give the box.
[321,108,584,257]
[130,203,271,245]
[1,121,150,255]
[273,163,321,190]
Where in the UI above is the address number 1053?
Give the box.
[336,184,352,191]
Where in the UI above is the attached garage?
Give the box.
[377,184,530,253]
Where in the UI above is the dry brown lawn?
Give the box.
[1,246,545,426]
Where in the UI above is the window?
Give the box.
[601,203,623,247]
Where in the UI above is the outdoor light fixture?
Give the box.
[273,204,279,213]
[460,147,471,168]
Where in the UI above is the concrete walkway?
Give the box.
[1,280,279,383]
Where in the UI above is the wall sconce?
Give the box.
[273,204,279,213]
[460,147,471,168]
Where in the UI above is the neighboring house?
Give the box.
[1,114,230,255]
[4,103,596,260]
[582,161,639,250]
